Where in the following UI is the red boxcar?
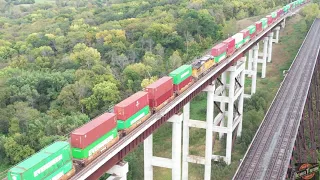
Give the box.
[255,21,263,34]
[173,76,192,92]
[266,15,273,25]
[114,91,149,120]
[222,38,235,57]
[145,77,173,100]
[148,89,173,109]
[211,43,227,56]
[71,113,117,149]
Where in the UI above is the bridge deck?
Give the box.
[233,18,320,180]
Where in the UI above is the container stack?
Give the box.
[232,33,244,49]
[247,25,256,39]
[71,113,118,162]
[223,37,235,57]
[115,91,150,131]
[240,29,250,44]
[145,77,173,111]
[271,12,277,20]
[261,18,268,29]
[169,65,193,94]
[255,21,263,34]
[266,15,273,25]
[211,43,228,62]
[8,141,74,180]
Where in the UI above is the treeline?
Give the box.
[0,0,290,169]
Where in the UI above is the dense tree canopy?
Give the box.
[0,0,296,177]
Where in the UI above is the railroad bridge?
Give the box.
[64,4,320,180]
[233,18,320,180]
[3,3,317,180]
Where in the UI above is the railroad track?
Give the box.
[233,18,320,180]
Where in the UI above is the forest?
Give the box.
[0,0,318,178]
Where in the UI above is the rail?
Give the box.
[233,18,320,180]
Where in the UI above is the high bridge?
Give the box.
[2,3,315,180]
[68,5,313,180]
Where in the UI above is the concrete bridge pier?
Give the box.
[258,37,269,78]
[273,26,281,43]
[251,44,259,96]
[246,49,253,77]
[267,32,274,63]
[181,83,217,180]
[281,18,286,29]
[143,114,183,180]
[214,57,245,164]
[107,161,129,180]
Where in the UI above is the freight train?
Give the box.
[6,1,308,179]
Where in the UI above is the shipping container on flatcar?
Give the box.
[266,15,273,25]
[71,113,117,149]
[169,65,192,85]
[71,113,119,164]
[261,18,268,29]
[223,37,236,57]
[115,91,151,134]
[169,65,193,95]
[8,141,73,180]
[173,76,193,94]
[247,25,256,39]
[43,161,75,180]
[232,33,244,49]
[240,29,250,44]
[145,77,174,112]
[114,91,149,121]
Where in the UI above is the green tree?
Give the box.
[4,137,35,164]
[81,81,120,112]
[70,43,101,68]
[123,63,152,92]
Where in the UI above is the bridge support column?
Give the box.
[246,49,253,77]
[214,57,245,164]
[219,72,227,139]
[273,26,281,43]
[257,37,268,78]
[281,18,286,29]
[251,44,259,96]
[143,114,183,180]
[182,103,190,180]
[182,82,219,179]
[107,161,129,180]
[267,32,274,63]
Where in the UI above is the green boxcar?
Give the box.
[43,161,73,180]
[271,12,277,18]
[214,52,227,63]
[117,105,150,130]
[8,141,72,180]
[261,18,268,29]
[169,65,192,85]
[247,25,256,34]
[72,128,118,159]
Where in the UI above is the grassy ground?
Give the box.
[151,13,307,180]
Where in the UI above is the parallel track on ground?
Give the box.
[233,18,320,180]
